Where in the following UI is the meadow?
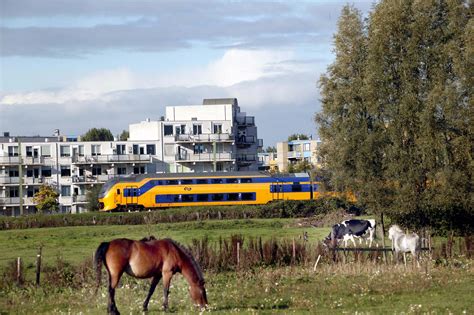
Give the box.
[0,216,472,314]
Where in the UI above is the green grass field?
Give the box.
[0,218,472,314]
[0,218,330,273]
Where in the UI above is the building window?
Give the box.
[60,145,71,157]
[26,146,33,157]
[213,124,222,134]
[8,146,19,157]
[61,185,71,196]
[42,168,52,177]
[175,125,186,135]
[146,145,155,155]
[116,144,126,155]
[194,144,204,154]
[91,145,101,156]
[304,143,310,151]
[41,145,51,157]
[117,167,127,175]
[9,169,19,177]
[164,125,173,136]
[193,124,202,135]
[78,145,84,156]
[9,187,19,198]
[92,166,102,175]
[61,166,71,177]
[133,166,145,174]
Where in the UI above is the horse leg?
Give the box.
[107,270,123,315]
[162,271,174,311]
[143,274,162,312]
[403,252,407,266]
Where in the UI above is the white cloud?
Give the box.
[0,49,299,105]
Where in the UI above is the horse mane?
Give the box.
[165,238,205,286]
[140,235,157,242]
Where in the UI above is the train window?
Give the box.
[226,178,238,184]
[174,195,181,202]
[227,193,239,201]
[196,179,208,184]
[166,180,179,185]
[181,194,194,202]
[196,194,209,202]
[211,178,223,184]
[116,189,121,195]
[180,179,193,185]
[212,194,224,201]
[292,184,302,192]
[241,193,255,201]
[240,178,252,183]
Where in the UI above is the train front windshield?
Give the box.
[99,178,119,198]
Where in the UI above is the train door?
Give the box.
[125,185,139,206]
[271,182,284,200]
[114,187,123,206]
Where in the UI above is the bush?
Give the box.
[0,197,355,231]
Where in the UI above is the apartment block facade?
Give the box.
[276,139,322,172]
[0,98,262,216]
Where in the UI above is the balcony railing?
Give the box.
[0,197,20,205]
[174,133,233,143]
[72,195,87,203]
[0,176,55,185]
[0,156,20,165]
[235,116,255,126]
[175,152,234,162]
[236,135,256,146]
[72,174,115,183]
[72,154,151,164]
[23,156,44,165]
[287,151,303,159]
[236,154,257,163]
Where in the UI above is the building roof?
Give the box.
[202,98,238,106]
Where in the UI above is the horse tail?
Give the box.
[94,242,110,293]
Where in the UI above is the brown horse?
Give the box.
[95,236,208,314]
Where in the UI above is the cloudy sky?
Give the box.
[0,0,371,146]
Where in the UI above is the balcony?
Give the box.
[236,154,257,164]
[72,154,151,164]
[23,156,44,165]
[287,151,303,159]
[174,133,233,143]
[72,195,87,204]
[175,152,234,162]
[0,176,54,185]
[235,116,255,126]
[0,156,20,165]
[236,135,256,147]
[0,197,20,206]
[72,174,115,184]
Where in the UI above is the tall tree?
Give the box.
[287,134,309,141]
[81,128,114,141]
[33,185,59,214]
[316,0,472,233]
[86,184,103,212]
[119,130,129,141]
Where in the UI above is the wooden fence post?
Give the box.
[16,257,21,284]
[380,212,388,264]
[292,238,296,263]
[36,246,42,286]
[236,242,240,268]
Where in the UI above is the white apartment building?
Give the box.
[129,98,262,173]
[276,138,322,172]
[0,98,262,216]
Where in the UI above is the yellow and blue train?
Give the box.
[98,172,324,211]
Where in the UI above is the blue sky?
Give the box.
[0,0,371,146]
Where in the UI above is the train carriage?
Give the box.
[98,171,321,212]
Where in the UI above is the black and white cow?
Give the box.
[324,219,376,248]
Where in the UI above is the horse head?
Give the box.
[388,225,403,240]
[190,281,208,310]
